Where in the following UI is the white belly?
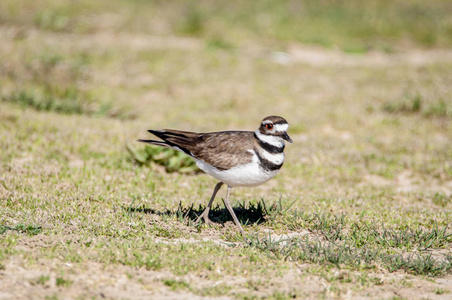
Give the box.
[195,155,280,187]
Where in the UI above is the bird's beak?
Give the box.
[282,133,293,143]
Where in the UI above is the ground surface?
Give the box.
[1,1,452,299]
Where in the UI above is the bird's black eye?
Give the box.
[265,123,273,130]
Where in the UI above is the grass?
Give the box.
[127,144,199,173]
[1,0,452,299]
[433,192,452,207]
[248,222,452,276]
[163,278,190,291]
[36,275,50,285]
[56,276,72,287]
[0,48,134,119]
[382,93,451,118]
[0,224,42,236]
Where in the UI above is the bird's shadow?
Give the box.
[120,199,286,227]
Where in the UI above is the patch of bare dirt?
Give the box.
[1,254,452,299]
[0,257,232,300]
[282,44,452,66]
[3,232,451,299]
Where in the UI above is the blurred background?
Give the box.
[1,0,451,126]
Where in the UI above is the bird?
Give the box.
[138,116,292,235]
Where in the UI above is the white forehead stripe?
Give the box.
[274,124,289,132]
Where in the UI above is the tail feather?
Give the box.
[148,130,198,142]
[137,139,172,149]
[149,129,199,138]
[138,130,198,157]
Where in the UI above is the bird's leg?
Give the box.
[195,182,224,225]
[223,186,246,235]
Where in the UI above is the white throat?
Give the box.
[255,130,285,148]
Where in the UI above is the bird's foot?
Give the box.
[194,212,214,226]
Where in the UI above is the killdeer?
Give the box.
[139,116,292,235]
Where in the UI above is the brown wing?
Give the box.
[141,130,255,170]
[192,131,255,170]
